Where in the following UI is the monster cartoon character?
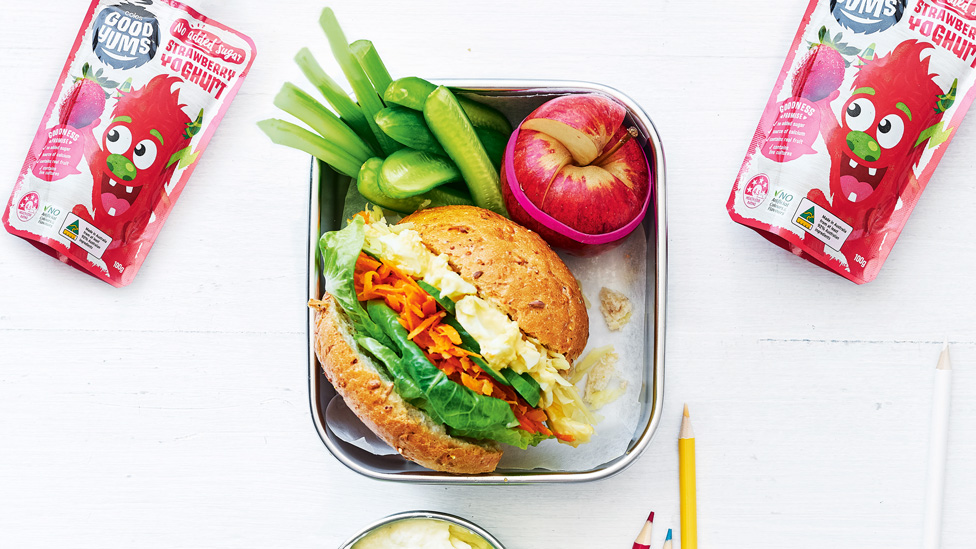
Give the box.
[72,74,201,278]
[802,40,955,280]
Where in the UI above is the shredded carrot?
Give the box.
[407,311,446,340]
[353,251,559,438]
[356,254,381,271]
[434,324,463,345]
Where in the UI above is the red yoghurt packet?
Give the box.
[2,0,254,287]
[727,0,976,284]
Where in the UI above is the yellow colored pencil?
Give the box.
[679,404,697,549]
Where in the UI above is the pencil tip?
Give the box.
[648,511,654,522]
[683,403,689,417]
[937,340,952,370]
[666,529,672,541]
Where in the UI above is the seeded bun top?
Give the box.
[400,205,589,361]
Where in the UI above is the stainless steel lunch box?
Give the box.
[306,80,667,483]
[338,510,505,549]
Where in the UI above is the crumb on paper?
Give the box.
[582,347,626,410]
[599,287,632,331]
[567,345,614,384]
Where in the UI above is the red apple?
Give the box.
[502,93,650,255]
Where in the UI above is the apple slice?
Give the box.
[596,126,649,193]
[511,129,573,205]
[520,94,626,165]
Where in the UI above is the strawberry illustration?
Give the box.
[791,27,860,102]
[58,63,119,128]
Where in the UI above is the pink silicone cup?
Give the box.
[503,120,652,245]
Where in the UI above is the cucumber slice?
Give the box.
[440,316,510,386]
[501,369,542,408]
[415,279,455,315]
[424,86,507,216]
[357,157,474,214]
[378,149,461,199]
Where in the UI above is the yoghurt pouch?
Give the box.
[3,0,254,287]
[727,0,975,283]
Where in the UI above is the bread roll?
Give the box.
[312,206,590,473]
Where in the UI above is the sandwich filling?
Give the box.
[320,209,594,449]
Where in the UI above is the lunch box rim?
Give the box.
[337,510,506,549]
[306,78,667,484]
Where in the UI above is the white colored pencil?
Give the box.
[922,341,952,549]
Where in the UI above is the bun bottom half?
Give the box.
[311,294,503,474]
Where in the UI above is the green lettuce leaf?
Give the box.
[318,217,391,347]
[366,300,516,434]
[448,424,549,450]
[357,336,423,401]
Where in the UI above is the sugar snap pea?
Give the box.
[357,157,474,214]
[379,149,461,199]
[385,77,513,135]
[374,106,446,156]
[474,127,507,171]
[457,96,512,135]
[383,76,437,110]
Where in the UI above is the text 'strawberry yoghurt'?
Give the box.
[727,0,976,284]
[2,0,254,287]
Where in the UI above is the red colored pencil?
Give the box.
[631,512,654,549]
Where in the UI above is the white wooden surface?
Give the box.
[1,1,974,547]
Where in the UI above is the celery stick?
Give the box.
[294,47,378,154]
[258,118,363,178]
[350,40,393,99]
[274,83,374,165]
[319,8,400,156]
